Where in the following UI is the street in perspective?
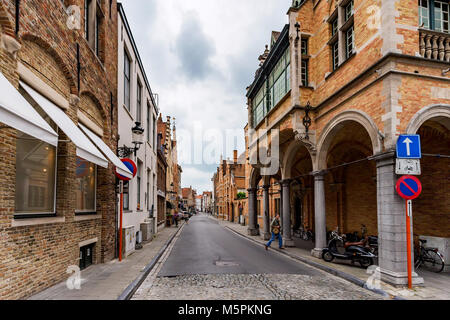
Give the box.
[0,0,449,306]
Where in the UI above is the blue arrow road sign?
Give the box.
[397,135,422,159]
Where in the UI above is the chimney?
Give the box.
[234,150,238,164]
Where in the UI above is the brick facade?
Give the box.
[245,0,449,285]
[0,0,118,299]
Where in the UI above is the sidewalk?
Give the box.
[28,225,182,300]
[210,216,450,300]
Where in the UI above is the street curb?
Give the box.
[224,225,399,300]
[117,224,185,300]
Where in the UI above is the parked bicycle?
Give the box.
[414,239,445,273]
[297,225,314,242]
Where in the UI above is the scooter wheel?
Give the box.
[322,251,334,262]
[359,257,373,268]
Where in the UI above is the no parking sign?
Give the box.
[396,175,422,200]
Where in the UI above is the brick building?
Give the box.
[157,115,181,215]
[156,135,168,230]
[245,0,449,286]
[181,187,196,212]
[213,150,247,223]
[0,0,130,299]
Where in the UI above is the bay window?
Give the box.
[75,157,96,213]
[252,46,291,127]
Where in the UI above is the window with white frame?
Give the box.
[147,102,151,143]
[137,80,142,123]
[345,25,355,59]
[137,161,142,210]
[419,0,449,33]
[124,50,131,111]
[329,0,355,72]
[301,37,309,87]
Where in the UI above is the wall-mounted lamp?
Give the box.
[118,122,145,158]
[302,101,312,140]
[295,22,300,40]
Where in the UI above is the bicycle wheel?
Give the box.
[422,250,445,273]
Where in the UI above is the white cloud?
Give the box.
[120,0,292,191]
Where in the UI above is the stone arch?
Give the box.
[406,104,450,134]
[249,167,270,188]
[79,91,108,131]
[316,110,382,170]
[282,138,316,179]
[19,33,77,96]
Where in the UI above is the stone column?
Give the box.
[247,188,259,236]
[374,152,424,286]
[262,185,271,240]
[312,171,327,258]
[281,180,294,247]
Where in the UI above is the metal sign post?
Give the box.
[396,176,422,289]
[119,180,124,262]
[406,199,413,289]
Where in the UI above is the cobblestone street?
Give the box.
[132,215,384,300]
[133,274,383,300]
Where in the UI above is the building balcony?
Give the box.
[419,29,450,63]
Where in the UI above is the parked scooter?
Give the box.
[322,228,377,268]
[361,224,378,256]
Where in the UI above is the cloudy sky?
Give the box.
[121,0,292,193]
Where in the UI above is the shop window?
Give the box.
[15,133,57,216]
[75,157,96,213]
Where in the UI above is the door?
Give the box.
[79,244,94,270]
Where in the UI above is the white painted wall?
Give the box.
[118,10,158,240]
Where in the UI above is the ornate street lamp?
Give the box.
[118,122,145,158]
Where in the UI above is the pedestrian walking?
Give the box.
[265,214,283,250]
[173,211,179,227]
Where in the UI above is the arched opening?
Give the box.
[322,121,377,240]
[281,138,314,249]
[413,116,450,243]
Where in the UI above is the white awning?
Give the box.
[20,82,108,168]
[0,72,58,146]
[79,124,133,179]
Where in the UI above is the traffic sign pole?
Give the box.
[406,200,412,289]
[119,181,124,262]
[396,176,422,289]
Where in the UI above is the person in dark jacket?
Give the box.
[265,214,284,250]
